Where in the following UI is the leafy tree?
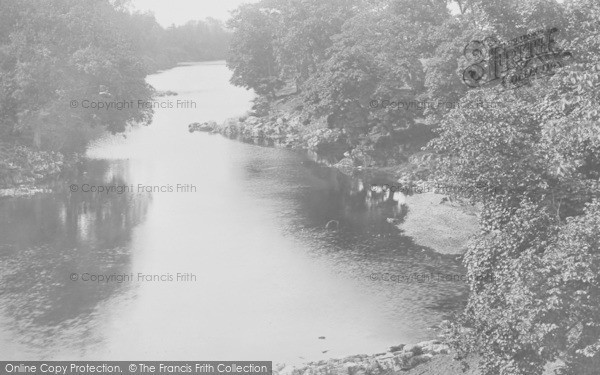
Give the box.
[300,0,449,161]
[227,2,282,97]
[0,0,154,151]
[225,0,600,372]
[1,0,233,155]
[271,0,362,88]
[227,0,364,97]
[430,1,600,373]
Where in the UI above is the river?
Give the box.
[0,61,466,363]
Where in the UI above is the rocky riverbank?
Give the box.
[0,186,53,198]
[0,143,81,199]
[189,112,324,152]
[272,337,557,375]
[188,113,483,375]
[190,115,481,255]
[274,339,453,375]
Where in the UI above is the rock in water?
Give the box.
[325,220,339,230]
[188,122,201,132]
[189,122,214,133]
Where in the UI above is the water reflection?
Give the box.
[292,161,409,234]
[227,145,468,360]
[0,62,467,362]
[0,160,149,357]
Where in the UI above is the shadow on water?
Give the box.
[239,150,468,321]
[0,141,469,360]
[0,61,469,361]
[0,159,150,353]
[0,144,468,360]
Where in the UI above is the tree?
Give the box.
[227,2,282,97]
[430,1,600,373]
[0,0,154,151]
[300,0,449,160]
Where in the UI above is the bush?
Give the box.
[447,200,600,375]
[0,145,65,188]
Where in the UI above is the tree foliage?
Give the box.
[0,0,232,152]
[228,0,600,373]
[0,0,232,186]
[0,0,153,150]
[228,0,449,162]
[428,1,600,374]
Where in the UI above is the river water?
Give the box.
[0,61,466,363]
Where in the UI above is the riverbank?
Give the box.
[0,88,180,199]
[272,337,489,375]
[0,143,80,199]
[191,110,480,256]
[277,355,482,375]
[274,340,561,375]
[397,192,479,255]
[274,339,454,375]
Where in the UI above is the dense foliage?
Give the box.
[227,0,447,163]
[227,0,600,373]
[431,1,600,374]
[0,0,231,187]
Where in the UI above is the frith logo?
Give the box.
[462,27,573,89]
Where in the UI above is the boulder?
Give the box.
[274,363,286,372]
[421,343,449,355]
[325,220,339,230]
[407,354,433,368]
[334,157,355,176]
[374,353,400,372]
[416,339,441,347]
[188,122,214,133]
[342,355,363,363]
[155,90,178,97]
[393,351,414,368]
[402,344,423,355]
[276,364,295,375]
[364,360,382,375]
